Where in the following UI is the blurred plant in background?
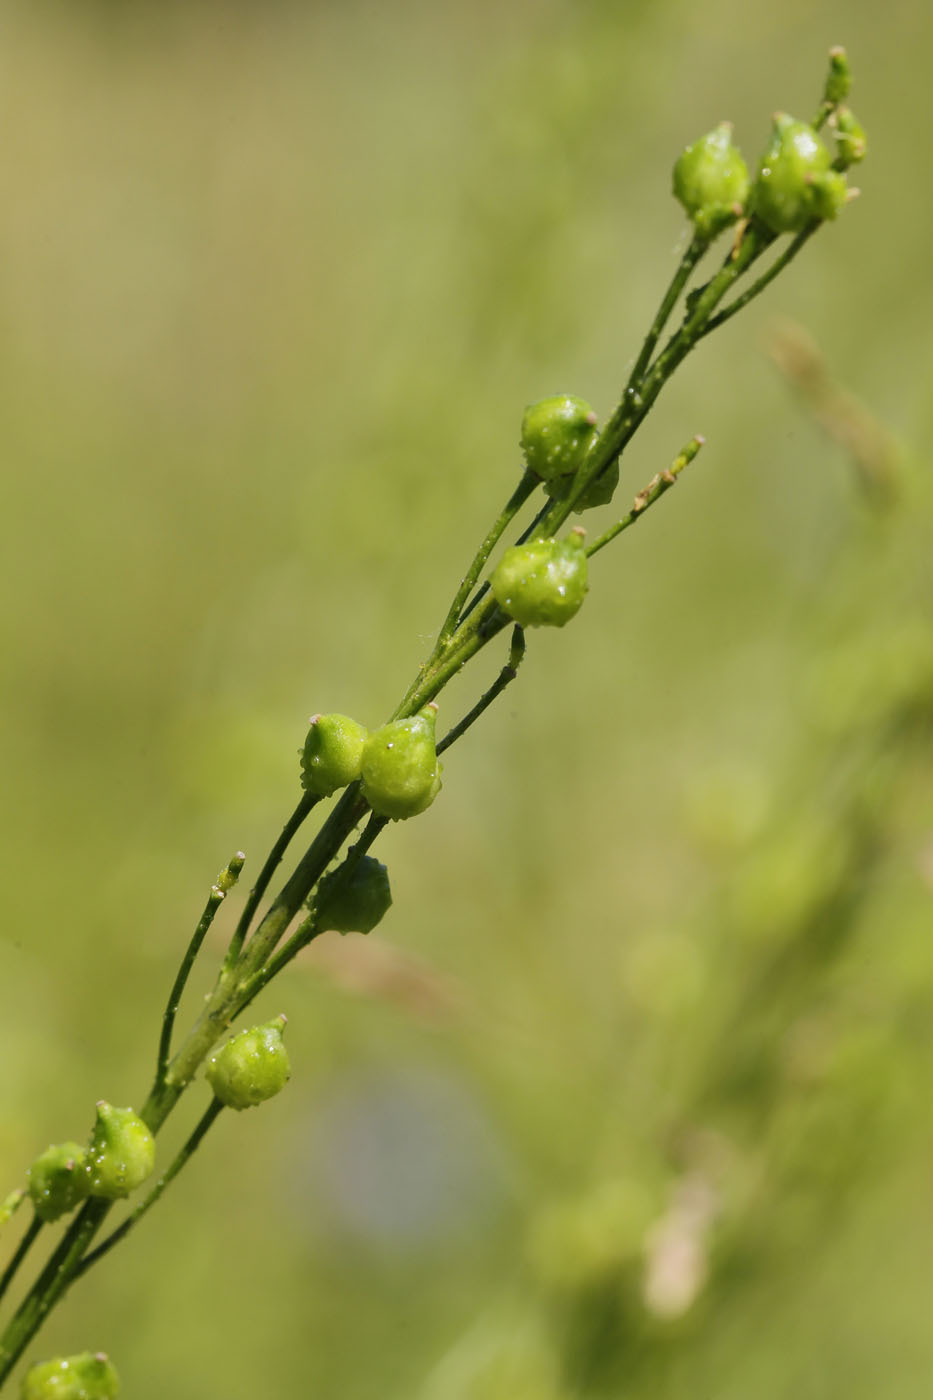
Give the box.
[0,2,930,1397]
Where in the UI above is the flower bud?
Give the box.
[300,713,369,797]
[520,396,598,488]
[0,1188,24,1228]
[672,122,750,238]
[823,46,852,107]
[490,529,588,629]
[84,1104,155,1200]
[314,855,392,934]
[21,1351,119,1400]
[26,1142,89,1223]
[361,705,442,820]
[833,107,867,167]
[752,114,848,232]
[206,1015,290,1110]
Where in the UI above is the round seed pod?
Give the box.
[21,1351,119,1400]
[520,396,598,488]
[84,1104,155,1200]
[300,713,369,797]
[26,1142,89,1223]
[672,122,750,238]
[206,1015,290,1110]
[361,705,442,820]
[490,530,588,629]
[314,855,392,934]
[752,114,848,232]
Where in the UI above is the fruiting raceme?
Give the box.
[521,396,598,488]
[20,1351,119,1400]
[673,121,750,238]
[206,1015,291,1110]
[490,529,588,629]
[361,705,442,820]
[300,713,369,797]
[26,1142,89,1223]
[752,114,848,232]
[314,855,392,934]
[84,1104,155,1200]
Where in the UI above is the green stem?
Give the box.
[75,1100,225,1280]
[699,223,819,339]
[155,853,245,1088]
[436,471,538,648]
[0,1216,42,1310]
[223,793,318,971]
[586,436,705,560]
[624,229,709,396]
[437,626,525,757]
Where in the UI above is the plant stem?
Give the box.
[75,1100,225,1280]
[437,626,525,757]
[586,436,705,559]
[436,471,538,648]
[699,223,819,339]
[624,230,709,397]
[0,1217,42,1310]
[155,853,245,1088]
[223,793,318,971]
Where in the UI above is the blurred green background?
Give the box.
[1,0,931,1396]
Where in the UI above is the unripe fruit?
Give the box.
[520,396,598,487]
[26,1142,89,1223]
[672,122,750,238]
[490,530,588,629]
[315,855,392,934]
[84,1104,155,1200]
[361,705,442,820]
[833,107,866,167]
[21,1351,119,1400]
[300,713,369,797]
[752,114,848,233]
[206,1015,290,1110]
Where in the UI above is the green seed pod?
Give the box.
[314,855,392,934]
[833,107,867,167]
[520,395,598,487]
[752,113,848,233]
[26,1142,89,1223]
[672,121,750,238]
[361,704,442,820]
[823,45,852,107]
[206,1014,290,1110]
[21,1351,119,1400]
[548,459,620,513]
[300,713,369,797]
[490,529,588,629]
[84,1104,155,1200]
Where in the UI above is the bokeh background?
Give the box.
[1,0,931,1396]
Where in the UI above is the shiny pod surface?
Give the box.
[314,855,392,934]
[752,114,847,232]
[360,706,441,820]
[21,1351,119,1400]
[672,121,750,237]
[490,532,588,628]
[84,1104,155,1200]
[206,1015,291,1110]
[300,712,369,797]
[520,395,598,486]
[26,1142,89,1223]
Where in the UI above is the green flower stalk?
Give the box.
[0,44,865,1393]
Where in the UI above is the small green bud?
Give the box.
[490,529,588,629]
[84,1104,155,1200]
[833,107,867,167]
[0,1188,25,1228]
[752,113,848,232]
[21,1351,119,1400]
[26,1143,89,1223]
[300,713,369,797]
[314,855,392,934]
[520,395,598,487]
[206,1015,290,1110]
[361,705,442,820]
[672,121,750,238]
[823,45,852,107]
